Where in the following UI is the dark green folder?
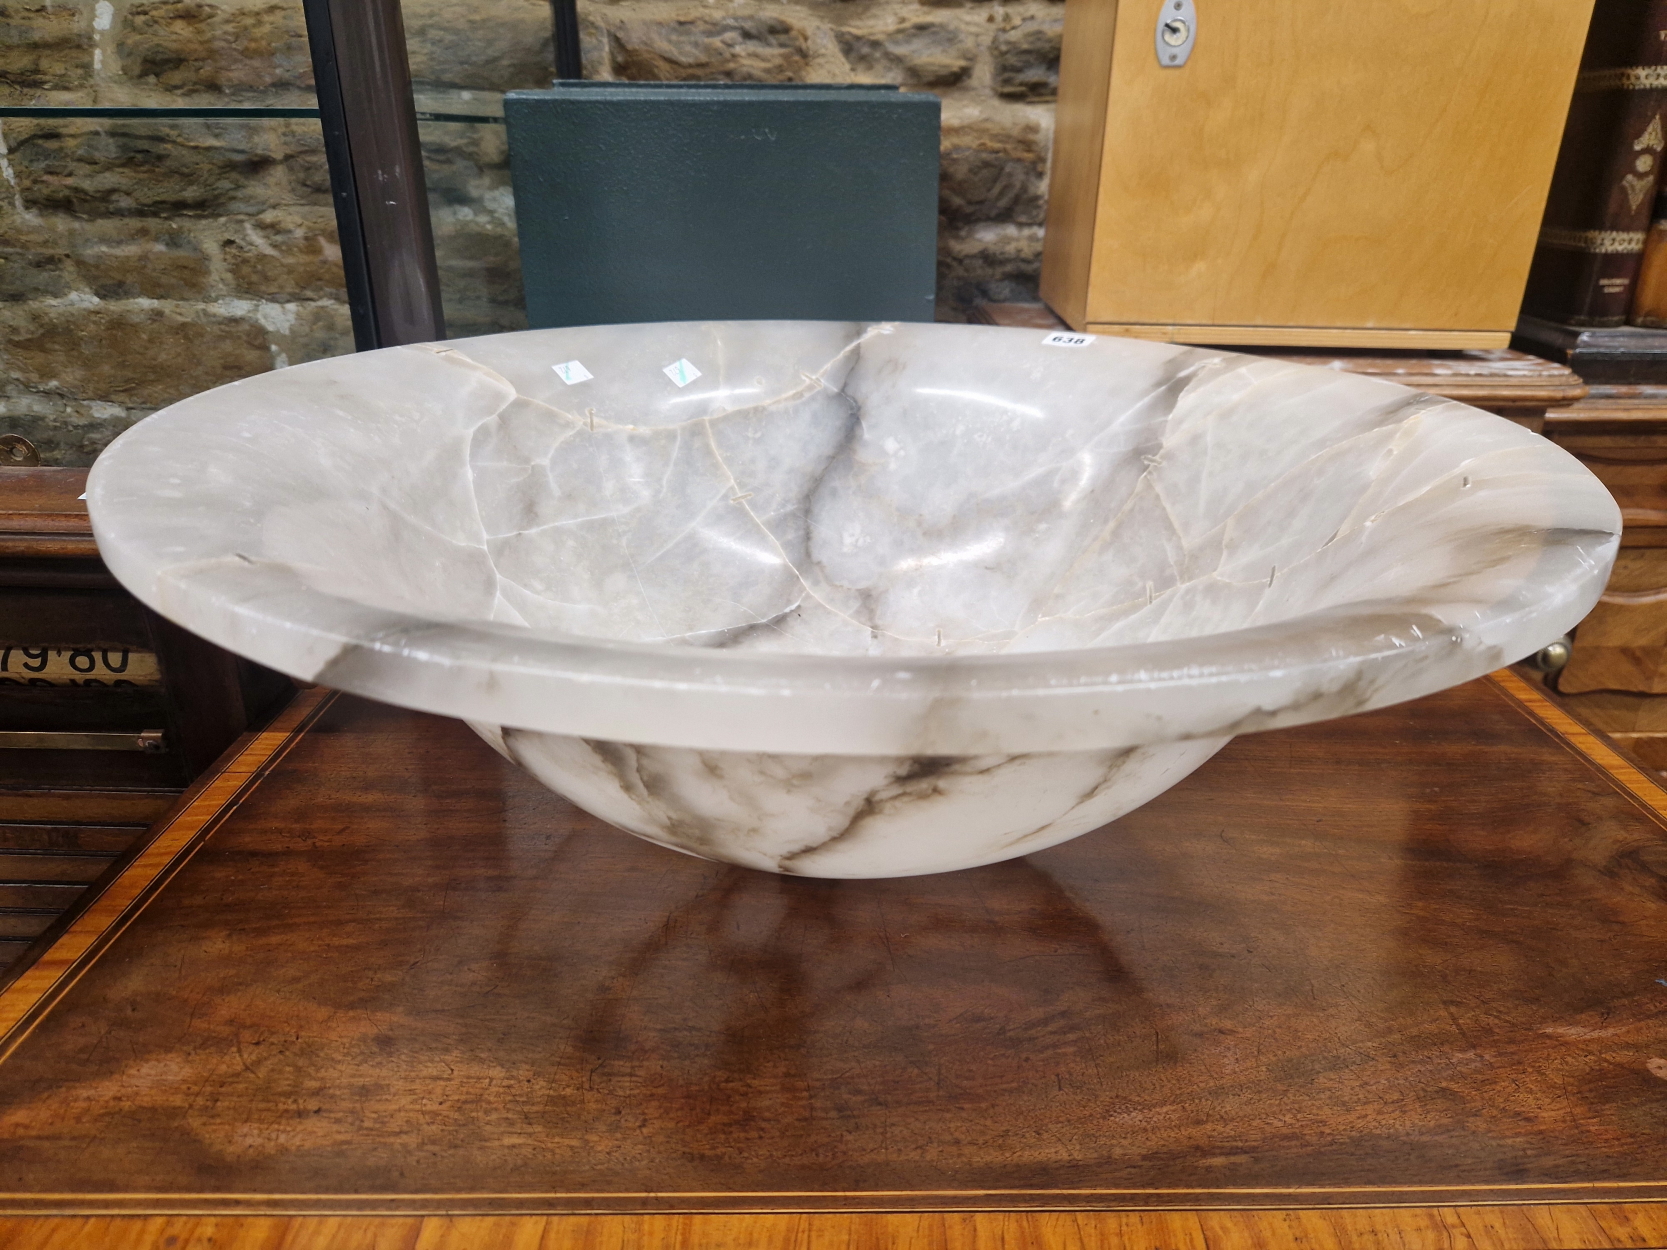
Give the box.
[504,83,940,328]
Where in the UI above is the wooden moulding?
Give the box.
[0,1205,1665,1250]
[971,301,1587,424]
[1539,391,1667,697]
[1514,317,1667,386]
[1544,390,1667,547]
[0,468,98,562]
[0,791,176,825]
[1084,325,1512,351]
[1271,352,1587,415]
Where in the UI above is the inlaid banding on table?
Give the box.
[0,687,334,1056]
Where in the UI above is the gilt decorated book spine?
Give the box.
[1523,0,1667,327]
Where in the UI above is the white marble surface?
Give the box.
[87,322,1620,876]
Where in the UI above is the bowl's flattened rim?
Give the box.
[84,322,1622,755]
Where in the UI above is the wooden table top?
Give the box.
[1,673,1666,1247]
[0,467,95,561]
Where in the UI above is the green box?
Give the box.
[504,83,941,327]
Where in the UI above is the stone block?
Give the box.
[74,224,212,300]
[404,0,553,90]
[6,120,282,217]
[939,119,1046,227]
[119,1,313,93]
[608,16,809,83]
[219,208,344,300]
[269,302,354,369]
[0,303,272,407]
[993,18,1061,101]
[578,13,611,80]
[418,123,512,209]
[0,394,146,467]
[836,20,976,88]
[0,248,71,302]
[0,2,92,93]
[936,223,1043,318]
[281,128,335,205]
[434,226,525,337]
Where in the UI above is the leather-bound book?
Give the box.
[1631,180,1667,324]
[1523,0,1667,328]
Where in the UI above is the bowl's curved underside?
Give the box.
[475,722,1229,878]
[86,321,1619,875]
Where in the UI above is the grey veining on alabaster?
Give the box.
[474,724,1229,877]
[87,321,1619,875]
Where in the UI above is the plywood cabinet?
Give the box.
[1041,0,1596,348]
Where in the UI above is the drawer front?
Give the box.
[1560,552,1667,695]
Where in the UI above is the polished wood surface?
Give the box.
[4,1204,1667,1249]
[1541,398,1667,698]
[1547,385,1667,428]
[1040,0,1591,345]
[1548,687,1667,777]
[1083,324,1511,350]
[1494,667,1667,810]
[0,676,1663,1221]
[0,686,331,1021]
[969,301,1076,330]
[0,791,174,825]
[1552,538,1667,698]
[0,469,95,562]
[1,468,296,981]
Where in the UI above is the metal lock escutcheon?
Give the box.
[1156,0,1196,67]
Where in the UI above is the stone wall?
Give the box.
[0,0,1060,465]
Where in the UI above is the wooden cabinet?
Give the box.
[0,467,292,975]
[1041,0,1595,348]
[1545,399,1667,694]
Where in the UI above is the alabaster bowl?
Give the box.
[87,322,1619,877]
